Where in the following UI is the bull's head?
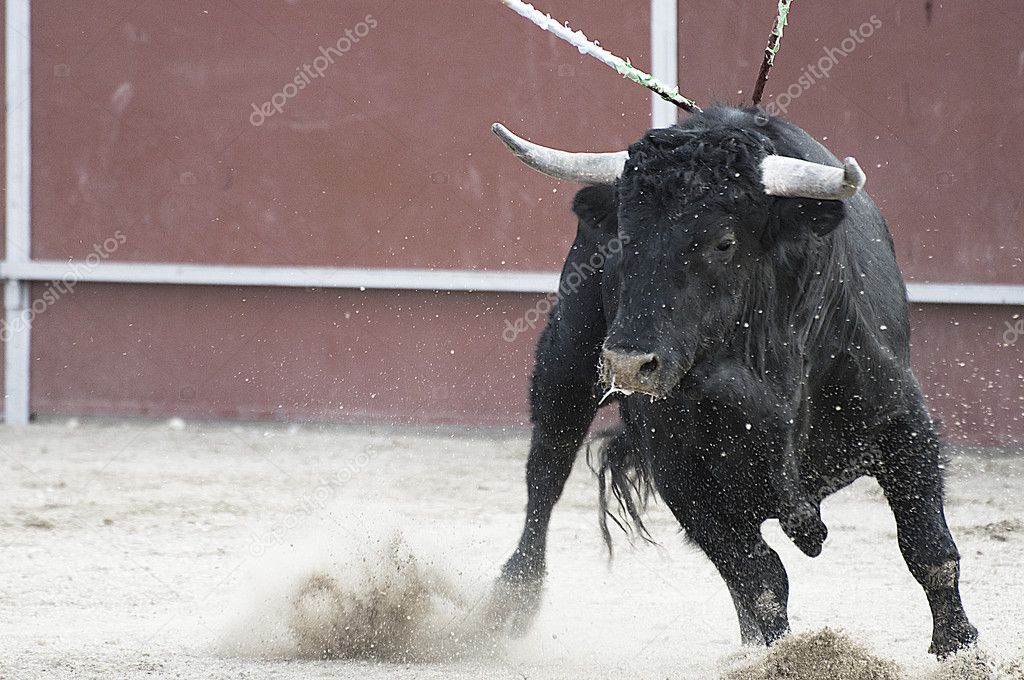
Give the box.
[493,116,866,398]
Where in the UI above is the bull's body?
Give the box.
[493,106,977,656]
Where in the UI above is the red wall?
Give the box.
[674,0,1024,284]
[28,284,538,426]
[6,1,1023,443]
[30,0,649,270]
[25,284,1024,445]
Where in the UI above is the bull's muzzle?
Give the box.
[600,347,664,396]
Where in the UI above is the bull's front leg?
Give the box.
[688,361,826,557]
[770,415,828,557]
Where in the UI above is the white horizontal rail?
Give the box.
[0,260,562,293]
[905,282,1024,306]
[0,259,1022,304]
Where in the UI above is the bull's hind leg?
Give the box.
[493,370,598,634]
[490,184,616,633]
[875,410,978,657]
[491,335,602,634]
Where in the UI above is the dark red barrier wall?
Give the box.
[7,1,1024,443]
[25,285,1024,445]
[31,0,650,270]
[28,284,538,426]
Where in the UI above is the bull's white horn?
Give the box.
[760,155,866,200]
[491,123,627,185]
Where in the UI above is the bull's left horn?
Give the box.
[760,155,866,200]
[491,123,627,185]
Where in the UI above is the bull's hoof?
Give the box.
[487,548,544,634]
[929,620,979,658]
[484,568,544,637]
[780,503,827,557]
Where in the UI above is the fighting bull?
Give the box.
[489,105,978,657]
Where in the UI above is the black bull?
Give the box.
[487,106,978,657]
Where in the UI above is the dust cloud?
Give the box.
[217,509,503,663]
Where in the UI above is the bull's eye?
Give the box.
[716,237,737,252]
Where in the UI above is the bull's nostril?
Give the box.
[638,357,659,376]
[602,348,662,389]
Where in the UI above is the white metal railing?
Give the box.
[1,260,1024,306]
[0,260,561,293]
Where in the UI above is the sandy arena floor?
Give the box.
[0,420,1022,679]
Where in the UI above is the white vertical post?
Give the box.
[650,0,678,129]
[5,0,33,424]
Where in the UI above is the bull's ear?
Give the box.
[772,197,846,240]
[572,184,618,233]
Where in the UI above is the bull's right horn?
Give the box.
[491,123,627,185]
[760,155,866,200]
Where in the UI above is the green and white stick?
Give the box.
[751,0,793,106]
[498,0,700,112]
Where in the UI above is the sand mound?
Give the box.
[925,647,1024,680]
[1001,658,1024,680]
[218,516,501,663]
[723,628,902,680]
